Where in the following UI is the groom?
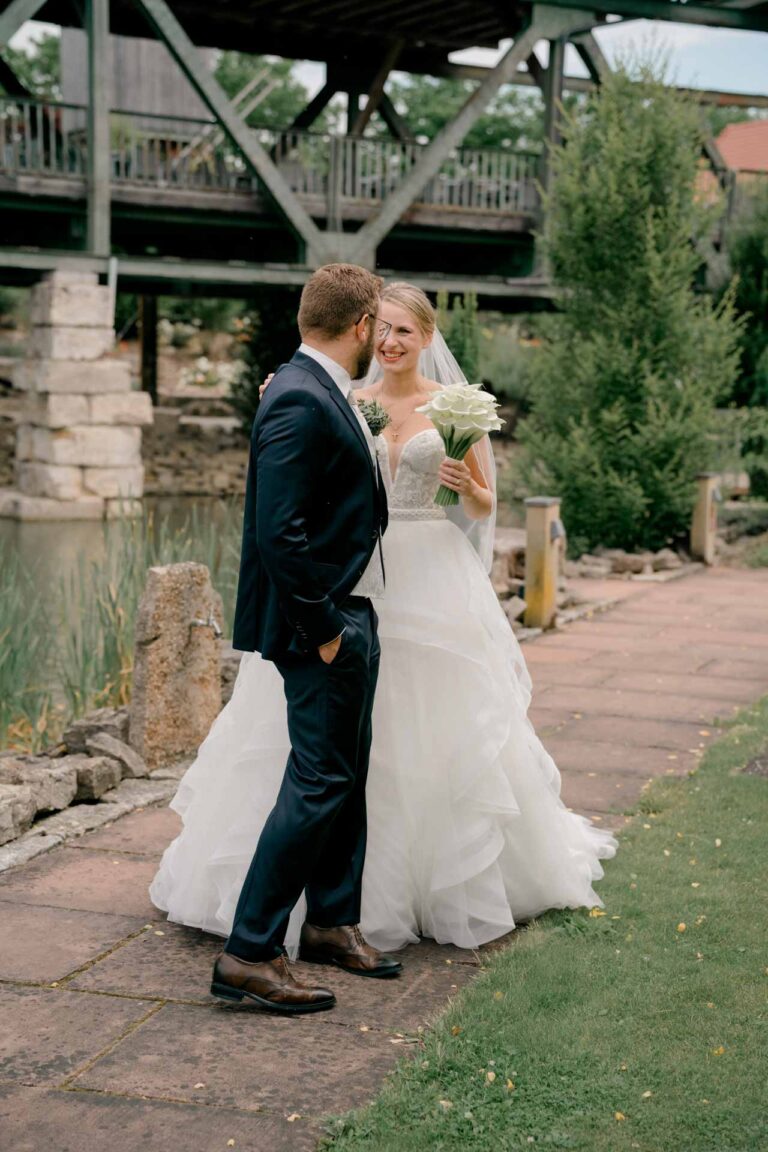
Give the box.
[211,264,399,1014]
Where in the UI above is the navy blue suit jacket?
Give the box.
[232,350,388,659]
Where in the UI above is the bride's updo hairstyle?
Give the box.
[380,282,436,340]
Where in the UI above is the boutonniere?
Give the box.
[354,397,392,437]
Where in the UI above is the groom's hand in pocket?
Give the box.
[318,631,344,665]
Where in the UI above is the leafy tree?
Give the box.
[214,52,311,132]
[229,286,302,433]
[1,31,60,99]
[386,74,545,151]
[516,62,741,556]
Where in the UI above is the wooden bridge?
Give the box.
[0,0,767,304]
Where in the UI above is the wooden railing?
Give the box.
[0,98,540,217]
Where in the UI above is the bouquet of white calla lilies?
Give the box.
[416,383,504,506]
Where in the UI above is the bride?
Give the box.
[150,282,617,953]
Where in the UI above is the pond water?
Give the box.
[0,496,242,603]
[1,493,524,606]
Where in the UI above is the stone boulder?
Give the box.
[0,756,77,813]
[129,562,224,770]
[652,548,683,572]
[505,596,527,624]
[0,783,36,845]
[60,754,123,801]
[85,733,148,779]
[62,707,130,754]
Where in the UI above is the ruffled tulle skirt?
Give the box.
[150,517,617,954]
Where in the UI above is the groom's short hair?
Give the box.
[298,264,382,340]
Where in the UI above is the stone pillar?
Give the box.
[129,562,224,770]
[0,270,153,521]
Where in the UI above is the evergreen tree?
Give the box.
[723,182,768,407]
[229,287,302,433]
[437,291,481,382]
[516,63,741,555]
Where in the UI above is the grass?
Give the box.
[0,549,54,745]
[2,500,242,751]
[324,699,768,1152]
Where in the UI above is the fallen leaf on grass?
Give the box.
[451,1025,462,1036]
[286,1113,301,1122]
[438,1099,453,1110]
[677,923,687,933]
[506,1079,516,1091]
[589,908,606,918]
[642,1091,653,1099]
[712,1046,726,1056]
[486,1071,496,1083]
[715,839,722,848]
[614,1112,627,1121]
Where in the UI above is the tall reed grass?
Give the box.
[2,501,242,751]
[0,549,55,748]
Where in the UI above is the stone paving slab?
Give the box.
[72,1002,404,1120]
[0,1084,320,1152]
[0,902,147,984]
[560,771,646,814]
[68,805,182,855]
[541,736,692,777]
[538,686,733,724]
[0,984,153,1085]
[0,846,162,919]
[600,671,759,704]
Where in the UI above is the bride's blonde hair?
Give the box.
[380,282,436,338]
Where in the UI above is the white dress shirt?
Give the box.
[298,343,385,599]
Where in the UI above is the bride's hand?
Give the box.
[438,458,473,497]
[259,373,275,400]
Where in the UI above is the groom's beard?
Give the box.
[354,328,376,379]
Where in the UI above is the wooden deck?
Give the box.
[0,99,539,233]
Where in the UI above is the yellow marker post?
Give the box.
[690,473,720,566]
[524,497,563,630]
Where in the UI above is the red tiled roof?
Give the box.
[715,120,768,173]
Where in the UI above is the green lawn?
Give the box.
[324,699,768,1152]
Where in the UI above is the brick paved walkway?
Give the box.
[1,567,766,1151]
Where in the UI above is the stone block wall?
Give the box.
[2,270,153,521]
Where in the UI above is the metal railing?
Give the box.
[0,98,540,216]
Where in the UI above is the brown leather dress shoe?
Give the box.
[211,951,336,1014]
[299,923,403,978]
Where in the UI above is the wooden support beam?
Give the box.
[0,0,48,47]
[290,81,335,131]
[350,40,404,137]
[139,295,158,405]
[0,248,556,302]
[348,5,594,264]
[541,35,566,192]
[379,93,416,144]
[571,31,610,83]
[86,0,110,256]
[526,50,547,93]
[534,0,768,31]
[132,0,330,265]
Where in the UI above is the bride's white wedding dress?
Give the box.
[150,430,617,952]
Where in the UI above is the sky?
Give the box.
[10,17,768,100]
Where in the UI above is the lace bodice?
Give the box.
[376,429,446,519]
